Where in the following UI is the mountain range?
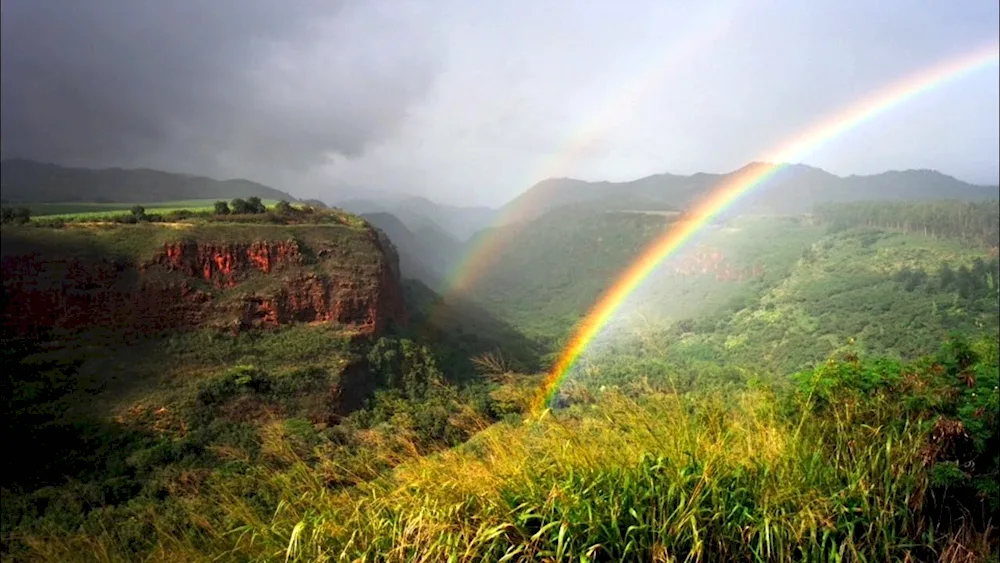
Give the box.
[498,163,999,225]
[3,158,996,253]
[337,195,497,241]
[0,159,295,203]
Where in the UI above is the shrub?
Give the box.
[1,206,32,224]
[196,365,273,406]
[230,198,251,215]
[274,200,294,215]
[247,197,267,214]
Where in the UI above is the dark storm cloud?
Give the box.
[0,0,440,176]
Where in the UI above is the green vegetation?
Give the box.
[2,221,371,266]
[464,202,998,369]
[499,164,999,224]
[24,199,245,217]
[3,199,999,560]
[16,198,287,222]
[463,210,826,344]
[0,206,32,225]
[6,336,996,561]
[463,207,675,338]
[815,200,1000,245]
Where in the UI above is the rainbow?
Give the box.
[534,42,1000,411]
[444,3,746,294]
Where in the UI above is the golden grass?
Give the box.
[18,386,994,562]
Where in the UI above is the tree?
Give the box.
[130,205,147,221]
[0,206,31,225]
[275,200,294,215]
[247,196,267,214]
[230,198,251,214]
[939,263,956,291]
[904,268,927,292]
[303,199,328,209]
[955,265,974,299]
[366,337,443,399]
[213,200,231,215]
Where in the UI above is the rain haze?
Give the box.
[2,0,998,207]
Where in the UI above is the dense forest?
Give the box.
[815,200,1000,245]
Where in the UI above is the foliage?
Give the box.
[22,199,280,221]
[11,344,997,561]
[615,222,1000,375]
[816,199,1000,246]
[0,206,32,224]
[230,197,252,215]
[401,279,543,378]
[4,200,1000,560]
[352,337,495,449]
[274,200,294,215]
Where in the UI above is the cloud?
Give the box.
[2,0,997,205]
[0,0,441,178]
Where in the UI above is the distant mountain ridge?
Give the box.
[0,159,295,203]
[500,163,999,225]
[338,195,497,241]
[360,211,462,288]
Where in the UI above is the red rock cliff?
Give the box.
[232,229,406,333]
[2,228,406,337]
[147,240,304,287]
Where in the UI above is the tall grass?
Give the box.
[27,200,282,220]
[22,383,988,562]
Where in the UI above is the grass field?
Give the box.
[26,199,282,220]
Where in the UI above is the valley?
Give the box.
[3,3,998,559]
[1,163,998,562]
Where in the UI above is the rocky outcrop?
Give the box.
[1,255,213,337]
[1,228,406,338]
[669,246,764,282]
[236,271,404,333]
[147,240,303,287]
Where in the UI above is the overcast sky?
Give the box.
[2,0,997,206]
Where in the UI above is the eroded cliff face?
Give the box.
[1,226,406,337]
[1,255,212,336]
[148,240,304,287]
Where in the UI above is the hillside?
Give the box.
[361,211,461,287]
[0,159,295,203]
[501,163,999,224]
[460,206,672,337]
[1,221,406,338]
[0,205,552,560]
[4,200,998,561]
[460,201,999,355]
[339,195,497,241]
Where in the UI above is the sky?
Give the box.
[1,0,998,207]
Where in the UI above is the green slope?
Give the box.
[463,201,998,370]
[5,200,999,561]
[502,163,999,224]
[461,206,825,340]
[461,206,672,337]
[0,158,294,203]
